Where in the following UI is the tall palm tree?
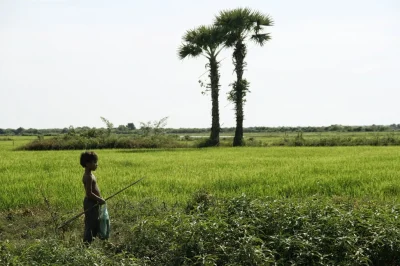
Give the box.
[215,8,273,146]
[178,25,225,146]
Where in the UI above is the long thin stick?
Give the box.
[103,176,146,202]
[57,176,146,229]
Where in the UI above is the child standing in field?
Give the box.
[80,151,106,244]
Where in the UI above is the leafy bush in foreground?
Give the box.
[0,239,138,266]
[125,195,400,265]
[1,195,399,265]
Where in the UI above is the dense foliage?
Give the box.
[125,195,400,265]
[1,195,399,265]
[15,131,400,150]
[17,134,187,150]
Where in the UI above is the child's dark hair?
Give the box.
[80,151,98,168]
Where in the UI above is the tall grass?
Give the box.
[1,145,400,211]
[2,139,400,264]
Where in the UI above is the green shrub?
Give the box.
[1,195,400,265]
[245,137,263,147]
[0,239,138,266]
[196,138,219,148]
[17,135,187,150]
[123,195,400,265]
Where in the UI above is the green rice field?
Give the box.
[1,136,400,265]
[1,136,399,212]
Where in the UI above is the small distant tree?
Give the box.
[328,124,343,132]
[127,123,136,130]
[25,128,39,134]
[153,116,169,135]
[140,121,152,137]
[140,117,169,136]
[353,126,363,132]
[82,128,98,138]
[0,128,5,135]
[67,126,76,136]
[15,127,25,135]
[4,129,15,135]
[118,125,127,132]
[100,117,114,136]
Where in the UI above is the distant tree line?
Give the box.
[0,122,137,136]
[1,124,399,136]
[166,124,400,134]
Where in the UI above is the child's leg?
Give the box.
[83,198,100,244]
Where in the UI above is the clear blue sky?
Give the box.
[1,0,399,129]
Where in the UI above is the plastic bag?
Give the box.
[99,204,110,240]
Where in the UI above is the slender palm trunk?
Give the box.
[233,40,246,146]
[209,56,220,146]
[234,94,244,146]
